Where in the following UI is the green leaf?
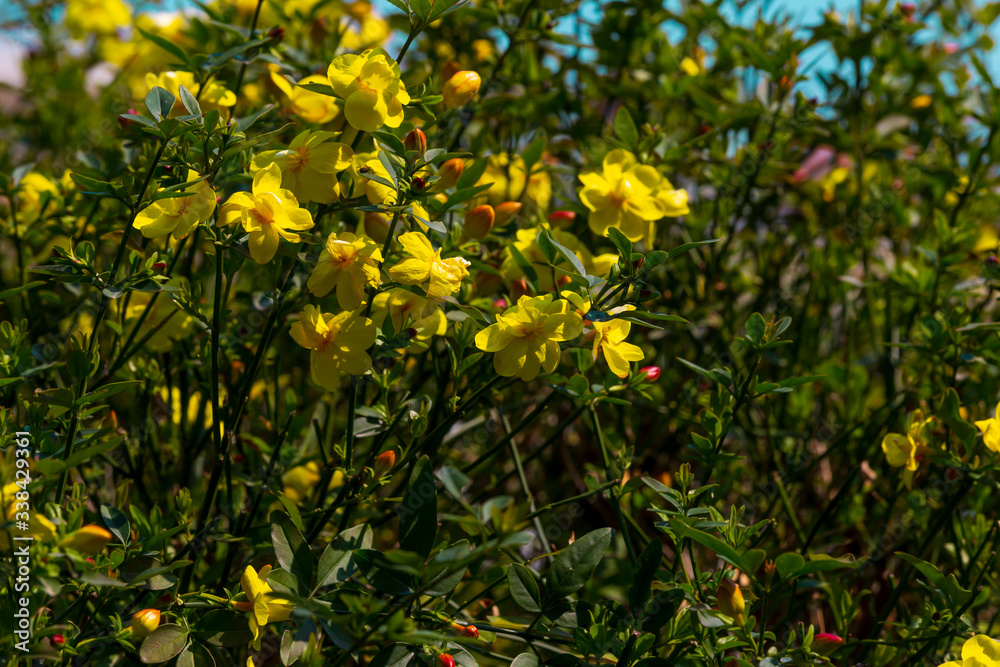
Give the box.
[176,642,215,667]
[507,562,542,613]
[140,624,188,663]
[607,226,632,259]
[78,380,142,407]
[145,86,176,122]
[194,610,254,647]
[315,524,372,588]
[368,643,414,667]
[629,540,662,609]
[399,455,437,559]
[354,549,415,595]
[522,134,547,171]
[424,540,471,596]
[177,85,202,117]
[100,504,131,546]
[745,313,766,345]
[270,510,314,589]
[613,107,639,149]
[775,552,805,579]
[544,527,613,602]
[668,522,743,571]
[0,280,44,302]
[136,26,190,65]
[511,654,540,667]
[642,589,684,632]
[280,619,316,666]
[546,231,587,277]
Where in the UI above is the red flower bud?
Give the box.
[374,450,396,477]
[639,366,660,381]
[438,654,456,667]
[233,453,245,464]
[411,176,426,192]
[547,210,576,227]
[152,261,166,271]
[266,26,285,43]
[813,633,843,655]
[52,634,65,645]
[404,128,427,155]
[697,123,712,136]
[510,278,530,301]
[900,2,916,16]
[493,298,508,310]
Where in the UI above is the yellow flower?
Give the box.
[238,565,295,651]
[975,402,1000,453]
[306,232,383,310]
[327,48,409,132]
[144,71,237,114]
[371,288,447,352]
[475,294,583,381]
[340,14,391,51]
[282,462,343,503]
[679,57,701,76]
[579,149,689,244]
[882,410,937,473]
[442,70,481,107]
[388,232,471,301]
[939,635,1000,667]
[59,524,112,554]
[500,227,593,291]
[8,172,60,229]
[591,306,645,378]
[251,130,353,204]
[1,483,57,551]
[65,0,131,38]
[479,154,551,211]
[270,73,340,124]
[219,163,314,264]
[289,305,377,390]
[134,171,217,239]
[122,281,197,352]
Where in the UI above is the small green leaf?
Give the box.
[544,527,613,602]
[140,624,188,663]
[507,563,542,613]
[145,86,176,122]
[629,540,662,609]
[399,456,437,559]
[270,510,313,589]
[613,107,639,149]
[100,504,131,546]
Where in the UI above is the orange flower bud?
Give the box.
[494,201,521,226]
[130,609,161,639]
[438,654,455,667]
[362,212,391,244]
[374,450,396,477]
[813,633,843,655]
[59,525,112,555]
[462,205,495,240]
[434,158,464,191]
[716,578,745,623]
[404,128,427,155]
[442,71,481,108]
[547,210,576,228]
[510,278,530,301]
[451,622,480,639]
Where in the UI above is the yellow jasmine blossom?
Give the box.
[65,0,131,39]
[238,565,295,651]
[882,410,937,490]
[327,48,409,132]
[500,227,593,291]
[591,306,645,378]
[479,154,551,212]
[144,71,237,114]
[592,253,620,278]
[1,483,57,551]
[679,57,701,76]
[939,635,1000,667]
[289,305,377,390]
[975,401,1000,453]
[388,232,471,301]
[8,172,60,229]
[251,130,353,204]
[270,73,340,124]
[371,288,447,352]
[219,163,314,264]
[579,149,689,244]
[306,232,383,310]
[475,294,583,381]
[134,171,217,239]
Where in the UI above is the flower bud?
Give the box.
[813,633,843,655]
[411,176,427,192]
[986,255,998,269]
[451,622,479,639]
[547,210,576,228]
[639,366,660,381]
[716,578,745,623]
[59,525,112,554]
[438,654,456,667]
[697,123,712,136]
[510,278,530,301]
[362,212,391,244]
[374,450,396,477]
[404,128,427,155]
[442,71,481,108]
[152,261,166,271]
[435,158,464,191]
[131,609,161,639]
[943,42,959,54]
[266,26,285,43]
[494,201,521,226]
[463,205,495,240]
[52,634,65,645]
[900,2,916,16]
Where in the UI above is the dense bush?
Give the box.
[3,0,1000,665]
